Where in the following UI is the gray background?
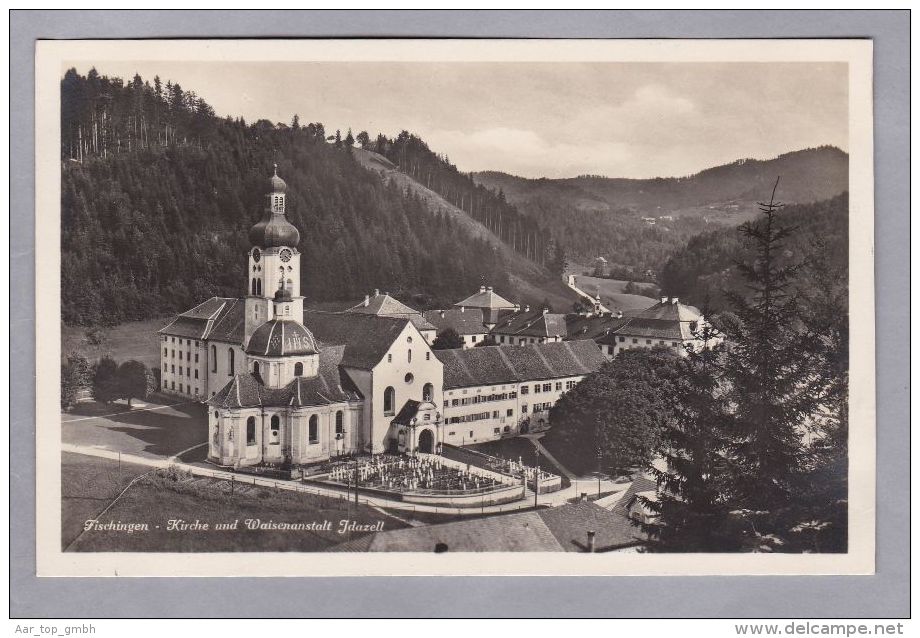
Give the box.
[10,10,909,618]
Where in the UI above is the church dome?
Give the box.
[246,318,318,357]
[248,214,300,248]
[270,171,288,193]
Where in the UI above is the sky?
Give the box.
[71,61,848,179]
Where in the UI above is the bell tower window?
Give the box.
[272,194,284,213]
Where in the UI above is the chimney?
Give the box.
[660,296,668,304]
[363,294,370,307]
[672,297,679,305]
[587,530,596,553]
[374,288,380,297]
[479,285,486,293]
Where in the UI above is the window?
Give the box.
[335,411,344,434]
[171,381,175,390]
[387,354,392,363]
[309,415,319,443]
[383,387,395,416]
[194,353,199,363]
[405,373,414,384]
[194,370,198,379]
[494,427,500,435]
[443,400,449,408]
[426,352,430,361]
[659,340,666,345]
[294,362,304,376]
[195,341,199,347]
[608,346,614,355]
[619,336,625,343]
[270,415,280,442]
[555,382,562,391]
[632,338,638,344]
[171,349,175,358]
[506,409,513,417]
[408,349,412,363]
[163,347,167,356]
[451,399,459,407]
[257,279,262,296]
[179,383,183,393]
[471,335,477,342]
[646,339,652,345]
[187,339,191,346]
[492,411,499,419]
[179,366,183,376]
[422,383,433,403]
[543,383,552,392]
[251,279,257,295]
[534,384,541,393]
[228,348,235,375]
[246,417,256,444]
[171,337,175,343]
[211,345,217,372]
[672,342,679,347]
[171,365,175,373]
[407,336,413,344]
[520,386,529,395]
[253,361,260,376]
[214,411,219,420]
[469,431,474,438]
[522,404,528,414]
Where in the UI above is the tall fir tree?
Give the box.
[641,323,738,552]
[719,178,819,534]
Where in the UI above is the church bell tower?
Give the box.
[244,166,304,347]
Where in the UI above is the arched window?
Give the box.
[211,345,217,372]
[408,349,412,363]
[286,278,293,293]
[335,411,344,434]
[253,361,260,376]
[246,417,256,445]
[294,362,304,376]
[422,383,433,403]
[256,279,262,296]
[308,415,318,443]
[251,278,257,295]
[228,348,235,375]
[383,386,395,416]
[270,415,280,432]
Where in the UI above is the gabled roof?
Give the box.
[634,299,701,322]
[435,340,606,389]
[302,310,411,370]
[330,501,643,552]
[492,309,568,338]
[612,475,659,518]
[207,345,362,409]
[158,297,244,343]
[454,286,517,310]
[346,293,436,332]
[422,308,488,336]
[564,314,631,341]
[601,318,689,342]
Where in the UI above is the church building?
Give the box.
[158,168,604,468]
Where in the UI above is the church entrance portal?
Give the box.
[417,429,434,454]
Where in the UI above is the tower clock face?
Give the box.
[279,248,293,263]
[252,248,261,263]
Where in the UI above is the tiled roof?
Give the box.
[493,309,568,338]
[564,314,631,341]
[159,297,244,343]
[346,293,436,332]
[454,287,517,310]
[330,501,643,552]
[207,345,362,409]
[602,317,689,342]
[302,310,409,370]
[422,308,487,336]
[435,340,606,389]
[634,299,701,322]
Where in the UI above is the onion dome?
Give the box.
[246,318,318,357]
[270,164,288,193]
[248,166,300,248]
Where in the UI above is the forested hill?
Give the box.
[60,69,513,326]
[659,192,849,312]
[472,147,848,272]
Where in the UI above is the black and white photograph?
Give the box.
[34,37,876,576]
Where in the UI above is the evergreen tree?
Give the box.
[344,128,355,148]
[719,178,819,535]
[432,328,464,350]
[642,324,739,552]
[92,356,120,404]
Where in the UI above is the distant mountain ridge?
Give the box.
[471,146,848,270]
[474,146,848,216]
